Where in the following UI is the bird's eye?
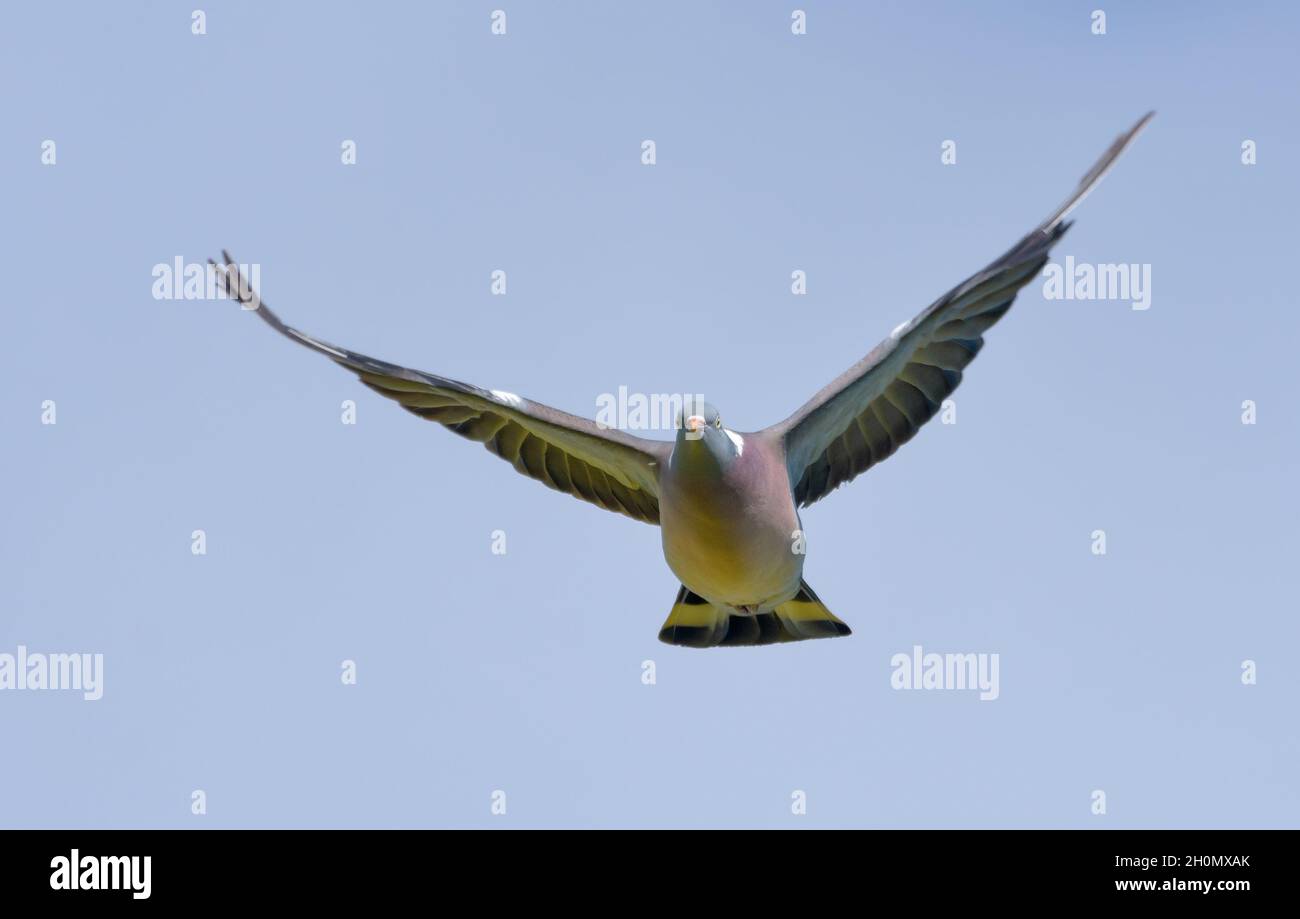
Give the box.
[714,417,723,429]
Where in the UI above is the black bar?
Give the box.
[0,829,1281,904]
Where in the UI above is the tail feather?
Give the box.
[775,581,852,641]
[657,581,850,648]
[657,586,729,647]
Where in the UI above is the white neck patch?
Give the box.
[724,428,744,456]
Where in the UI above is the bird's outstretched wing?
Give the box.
[769,112,1153,507]
[214,254,670,523]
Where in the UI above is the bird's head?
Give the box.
[673,400,744,469]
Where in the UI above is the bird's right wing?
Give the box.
[768,113,1153,508]
[213,255,671,524]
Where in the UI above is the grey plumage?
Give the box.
[772,112,1154,508]
[221,287,669,524]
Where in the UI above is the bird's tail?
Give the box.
[657,580,851,648]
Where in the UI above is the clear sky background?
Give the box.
[3,1,1297,828]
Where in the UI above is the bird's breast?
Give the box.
[658,442,803,609]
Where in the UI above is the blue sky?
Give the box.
[2,1,1297,828]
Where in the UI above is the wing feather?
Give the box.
[770,113,1153,507]
[214,254,670,524]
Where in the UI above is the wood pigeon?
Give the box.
[215,113,1152,648]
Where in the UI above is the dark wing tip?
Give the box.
[1046,111,1154,231]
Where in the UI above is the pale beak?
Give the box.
[685,415,707,433]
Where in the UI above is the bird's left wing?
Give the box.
[213,254,670,524]
[768,113,1153,508]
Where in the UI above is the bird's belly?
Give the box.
[660,499,803,610]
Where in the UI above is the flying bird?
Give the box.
[216,113,1152,648]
